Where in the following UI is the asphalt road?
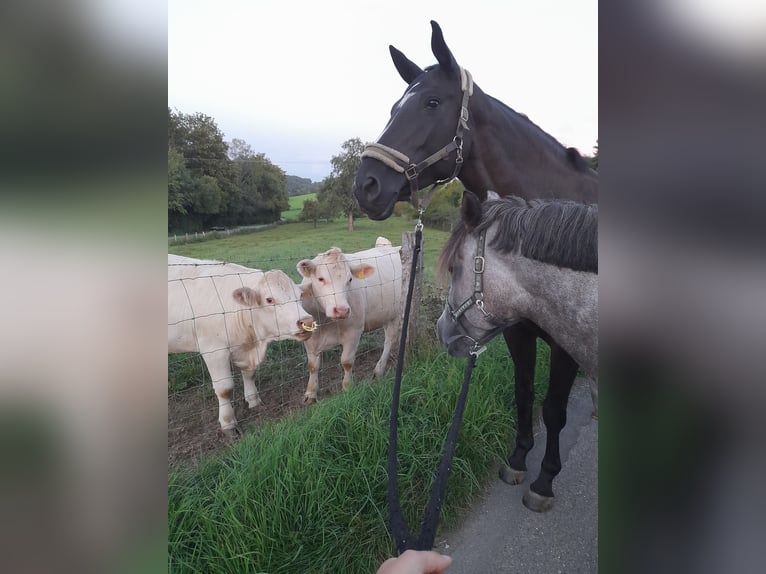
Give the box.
[437,378,598,573]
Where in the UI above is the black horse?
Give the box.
[353,21,598,512]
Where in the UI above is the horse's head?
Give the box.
[354,21,474,220]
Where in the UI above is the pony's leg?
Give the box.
[241,369,261,409]
[202,349,239,438]
[524,343,578,512]
[374,322,396,378]
[499,323,537,486]
[303,341,322,405]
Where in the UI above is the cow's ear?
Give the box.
[350,263,375,280]
[461,190,482,230]
[297,259,314,278]
[298,281,313,296]
[233,287,260,307]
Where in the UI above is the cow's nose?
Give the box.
[333,306,349,318]
[298,316,315,332]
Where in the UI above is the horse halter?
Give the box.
[446,228,501,353]
[361,68,474,210]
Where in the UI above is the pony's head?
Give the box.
[354,21,474,220]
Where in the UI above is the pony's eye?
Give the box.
[426,98,440,109]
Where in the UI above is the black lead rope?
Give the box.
[387,217,480,554]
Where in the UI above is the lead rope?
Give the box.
[387,210,482,554]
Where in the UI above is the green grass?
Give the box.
[169,215,450,286]
[282,193,317,221]
[168,339,550,573]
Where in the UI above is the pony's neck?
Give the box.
[459,86,598,203]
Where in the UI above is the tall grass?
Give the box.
[168,339,550,573]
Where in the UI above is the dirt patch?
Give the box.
[168,335,384,469]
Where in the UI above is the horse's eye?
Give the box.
[426,98,440,109]
[266,297,274,304]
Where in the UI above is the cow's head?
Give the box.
[297,247,375,319]
[232,270,314,341]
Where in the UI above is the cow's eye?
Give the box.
[318,277,325,284]
[426,97,440,109]
[266,297,274,304]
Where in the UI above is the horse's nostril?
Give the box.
[362,176,380,199]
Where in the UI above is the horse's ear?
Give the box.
[461,190,482,230]
[430,20,458,77]
[389,45,423,84]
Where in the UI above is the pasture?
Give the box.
[281,192,316,221]
[168,216,552,572]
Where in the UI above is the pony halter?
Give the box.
[446,228,500,353]
[361,68,474,210]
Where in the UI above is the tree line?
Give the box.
[168,108,290,233]
[168,108,369,234]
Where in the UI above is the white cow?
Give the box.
[296,238,402,403]
[168,254,314,436]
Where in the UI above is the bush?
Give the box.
[422,181,463,230]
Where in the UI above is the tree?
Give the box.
[591,140,599,171]
[168,147,191,215]
[318,138,366,231]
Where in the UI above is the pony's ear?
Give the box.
[461,190,482,230]
[389,45,423,84]
[430,21,458,77]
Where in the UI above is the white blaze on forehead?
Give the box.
[376,82,421,141]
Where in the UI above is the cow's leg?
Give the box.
[303,341,321,405]
[499,323,537,486]
[241,369,261,409]
[340,337,361,391]
[202,349,239,438]
[524,343,578,512]
[374,321,396,378]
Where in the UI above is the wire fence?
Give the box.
[167,247,410,466]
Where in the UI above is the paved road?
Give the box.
[437,378,598,573]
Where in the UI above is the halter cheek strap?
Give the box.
[448,228,491,322]
[362,68,474,210]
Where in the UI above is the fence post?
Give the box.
[399,230,423,364]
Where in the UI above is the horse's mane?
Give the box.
[439,196,598,276]
[485,94,594,174]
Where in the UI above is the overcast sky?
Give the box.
[168,0,597,181]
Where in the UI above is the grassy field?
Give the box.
[168,218,550,573]
[281,192,317,221]
[169,214,451,287]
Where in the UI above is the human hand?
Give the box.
[376,550,453,574]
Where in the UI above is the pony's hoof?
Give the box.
[499,464,526,485]
[523,488,554,513]
[303,395,317,406]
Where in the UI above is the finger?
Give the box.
[404,550,453,572]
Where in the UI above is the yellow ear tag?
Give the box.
[355,270,366,279]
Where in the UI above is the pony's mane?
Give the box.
[439,196,598,276]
